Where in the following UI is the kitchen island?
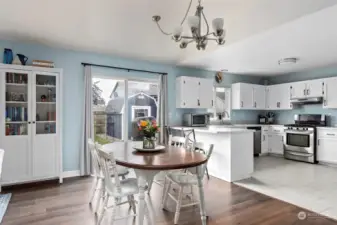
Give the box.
[172,127,255,182]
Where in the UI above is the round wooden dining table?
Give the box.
[102,141,208,225]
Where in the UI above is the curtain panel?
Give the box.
[80,66,93,176]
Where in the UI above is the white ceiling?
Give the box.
[0,0,336,75]
[180,3,337,75]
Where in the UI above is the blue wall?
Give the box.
[0,39,263,171]
[267,67,337,125]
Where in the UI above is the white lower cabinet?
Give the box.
[0,64,62,185]
[261,127,269,154]
[317,128,337,164]
[268,134,284,155]
[317,138,337,164]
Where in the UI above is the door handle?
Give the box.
[324,100,327,106]
[303,89,306,96]
[197,99,200,106]
[318,139,320,146]
[263,135,265,141]
[254,102,257,108]
[241,101,243,108]
[212,100,213,106]
[307,89,310,95]
[326,133,335,136]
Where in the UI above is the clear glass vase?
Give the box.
[143,136,156,149]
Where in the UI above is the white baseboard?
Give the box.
[62,170,81,178]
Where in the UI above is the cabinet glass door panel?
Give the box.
[35,74,56,134]
[5,72,29,136]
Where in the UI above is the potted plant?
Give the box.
[138,119,160,149]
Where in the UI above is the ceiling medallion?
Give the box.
[152,0,226,50]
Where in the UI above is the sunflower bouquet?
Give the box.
[138,119,160,149]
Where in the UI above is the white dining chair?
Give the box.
[88,139,129,214]
[149,134,189,194]
[184,130,210,180]
[0,149,4,192]
[95,146,150,225]
[162,142,214,225]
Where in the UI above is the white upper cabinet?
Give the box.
[279,83,292,110]
[231,83,254,109]
[323,77,337,108]
[266,85,280,110]
[198,78,214,108]
[290,81,307,99]
[290,79,324,99]
[232,83,266,110]
[253,85,266,109]
[176,76,213,109]
[306,79,324,97]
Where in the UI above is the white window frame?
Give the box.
[92,74,158,141]
[131,106,152,120]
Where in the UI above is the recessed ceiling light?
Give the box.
[278,58,298,65]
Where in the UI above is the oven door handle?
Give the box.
[286,151,314,157]
[285,130,314,135]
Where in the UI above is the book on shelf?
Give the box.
[6,106,27,122]
[32,60,54,68]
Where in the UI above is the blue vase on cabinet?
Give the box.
[3,48,13,64]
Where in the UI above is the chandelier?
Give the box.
[152,0,226,50]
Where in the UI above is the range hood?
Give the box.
[290,97,323,105]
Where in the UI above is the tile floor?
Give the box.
[234,156,337,220]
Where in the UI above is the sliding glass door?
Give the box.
[92,76,159,144]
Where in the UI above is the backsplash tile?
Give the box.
[272,105,337,126]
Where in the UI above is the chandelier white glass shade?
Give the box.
[152,0,226,50]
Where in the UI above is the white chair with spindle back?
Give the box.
[0,149,4,192]
[88,139,129,214]
[148,133,190,194]
[162,142,214,225]
[95,147,150,225]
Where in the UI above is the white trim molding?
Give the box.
[62,170,81,178]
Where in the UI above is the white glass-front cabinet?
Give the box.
[0,64,62,185]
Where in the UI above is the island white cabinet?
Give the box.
[290,79,324,99]
[323,77,337,108]
[232,83,266,110]
[0,64,62,185]
[317,128,337,164]
[176,76,213,108]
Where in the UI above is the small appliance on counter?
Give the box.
[182,113,210,127]
[258,115,267,124]
[266,112,275,124]
[258,112,275,124]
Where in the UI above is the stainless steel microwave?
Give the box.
[182,113,209,127]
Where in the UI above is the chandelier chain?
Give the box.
[180,0,193,25]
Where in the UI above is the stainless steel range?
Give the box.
[284,114,326,164]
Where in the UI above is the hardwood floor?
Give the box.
[2,176,336,225]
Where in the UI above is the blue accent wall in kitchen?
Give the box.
[0,39,264,171]
[267,66,337,126]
